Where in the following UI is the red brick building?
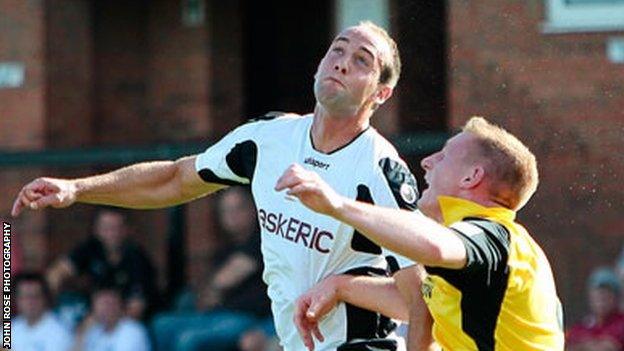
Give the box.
[1,0,622,324]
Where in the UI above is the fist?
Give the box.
[11,177,77,217]
[275,164,344,217]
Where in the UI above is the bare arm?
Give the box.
[293,273,408,351]
[294,266,437,351]
[12,155,224,216]
[394,267,437,351]
[334,274,408,321]
[334,200,466,269]
[211,252,258,291]
[46,258,76,293]
[196,252,259,310]
[275,164,467,269]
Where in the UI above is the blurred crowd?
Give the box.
[566,254,624,350]
[12,187,278,351]
[9,186,624,350]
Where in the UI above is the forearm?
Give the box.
[47,258,75,292]
[334,200,466,268]
[74,157,219,208]
[212,253,257,291]
[394,266,437,350]
[335,275,409,321]
[406,288,436,351]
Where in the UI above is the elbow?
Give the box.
[418,242,466,269]
[414,242,446,268]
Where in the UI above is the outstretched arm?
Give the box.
[12,155,224,216]
[275,164,466,269]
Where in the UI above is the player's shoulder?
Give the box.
[246,111,310,128]
[231,112,310,140]
[365,127,401,159]
[361,128,410,177]
[452,218,511,246]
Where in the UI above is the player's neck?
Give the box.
[311,104,371,154]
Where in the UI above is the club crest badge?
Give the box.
[400,183,417,204]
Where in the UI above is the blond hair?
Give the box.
[463,117,539,210]
[356,21,401,88]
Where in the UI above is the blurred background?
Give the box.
[1,0,623,345]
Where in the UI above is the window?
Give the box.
[544,0,624,32]
[335,0,389,32]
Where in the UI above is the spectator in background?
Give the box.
[13,272,74,351]
[152,187,273,351]
[78,285,151,351]
[616,248,624,310]
[567,267,624,351]
[47,207,157,320]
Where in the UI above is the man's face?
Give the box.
[17,281,47,322]
[93,290,123,328]
[418,132,479,217]
[218,190,255,242]
[95,211,127,249]
[313,26,391,115]
[589,286,619,318]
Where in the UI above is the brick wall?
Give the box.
[448,0,624,323]
[0,0,48,269]
[0,0,233,291]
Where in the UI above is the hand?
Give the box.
[293,275,346,350]
[196,284,221,311]
[275,164,344,217]
[11,177,77,217]
[238,329,268,351]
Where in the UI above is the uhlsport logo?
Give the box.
[304,157,330,170]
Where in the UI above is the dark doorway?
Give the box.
[242,1,332,117]
[394,1,447,131]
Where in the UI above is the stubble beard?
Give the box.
[314,81,360,117]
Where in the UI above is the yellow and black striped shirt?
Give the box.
[422,196,564,350]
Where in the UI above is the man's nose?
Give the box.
[334,60,348,74]
[421,155,433,171]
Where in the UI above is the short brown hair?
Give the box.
[356,21,401,88]
[463,117,539,210]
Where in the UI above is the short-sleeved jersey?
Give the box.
[195,113,419,350]
[422,196,564,350]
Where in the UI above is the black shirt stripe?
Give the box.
[351,185,382,255]
[426,219,511,350]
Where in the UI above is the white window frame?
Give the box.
[543,0,624,33]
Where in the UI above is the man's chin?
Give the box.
[417,196,435,216]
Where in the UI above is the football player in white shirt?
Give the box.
[12,21,428,350]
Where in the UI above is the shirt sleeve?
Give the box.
[427,219,511,286]
[195,121,263,186]
[366,156,420,270]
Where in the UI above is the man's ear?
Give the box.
[460,165,485,189]
[373,85,393,106]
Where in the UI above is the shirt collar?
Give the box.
[437,195,516,226]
